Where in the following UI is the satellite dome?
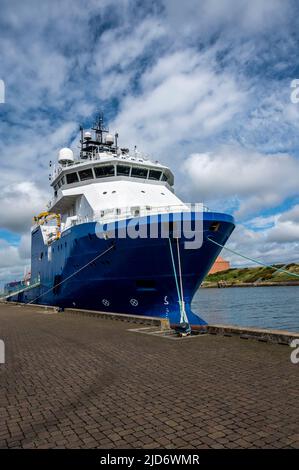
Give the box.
[105,134,114,145]
[84,131,92,140]
[58,148,74,165]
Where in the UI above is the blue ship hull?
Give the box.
[8,211,235,326]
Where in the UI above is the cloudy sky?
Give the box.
[0,0,299,286]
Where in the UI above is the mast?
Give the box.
[78,111,116,160]
[92,111,108,144]
[80,125,84,159]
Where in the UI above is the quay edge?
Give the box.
[2,301,298,345]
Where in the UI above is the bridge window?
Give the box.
[94,165,115,178]
[117,165,131,176]
[161,173,168,181]
[131,167,148,179]
[79,168,94,181]
[66,172,79,184]
[57,176,65,188]
[149,169,162,180]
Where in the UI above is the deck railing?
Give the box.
[69,204,210,227]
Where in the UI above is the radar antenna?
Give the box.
[79,111,116,160]
[92,111,109,144]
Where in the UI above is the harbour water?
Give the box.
[192,286,299,332]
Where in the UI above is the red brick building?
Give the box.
[209,256,230,274]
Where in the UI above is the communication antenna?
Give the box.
[92,111,108,144]
[80,125,84,157]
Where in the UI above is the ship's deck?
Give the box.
[0,303,298,449]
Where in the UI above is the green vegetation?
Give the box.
[204,263,299,286]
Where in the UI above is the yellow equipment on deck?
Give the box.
[33,211,61,241]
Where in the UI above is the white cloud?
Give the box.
[93,17,167,100]
[94,18,165,74]
[0,182,48,233]
[279,204,299,223]
[221,203,299,268]
[223,218,299,268]
[245,214,277,230]
[265,205,299,243]
[163,0,290,37]
[112,48,246,155]
[267,220,299,243]
[182,146,299,218]
[0,238,30,286]
[18,233,31,259]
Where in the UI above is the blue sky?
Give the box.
[0,0,299,285]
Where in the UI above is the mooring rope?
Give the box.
[176,238,188,324]
[207,237,299,278]
[25,243,115,305]
[168,238,189,324]
[168,238,182,305]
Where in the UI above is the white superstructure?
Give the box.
[48,114,188,233]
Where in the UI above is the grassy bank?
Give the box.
[203,263,299,287]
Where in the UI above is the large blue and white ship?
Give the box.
[6,114,235,327]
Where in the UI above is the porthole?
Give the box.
[103,191,107,195]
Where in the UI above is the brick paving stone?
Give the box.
[0,303,298,449]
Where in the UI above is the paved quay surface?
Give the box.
[0,303,298,449]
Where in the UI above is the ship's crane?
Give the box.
[33,211,61,243]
